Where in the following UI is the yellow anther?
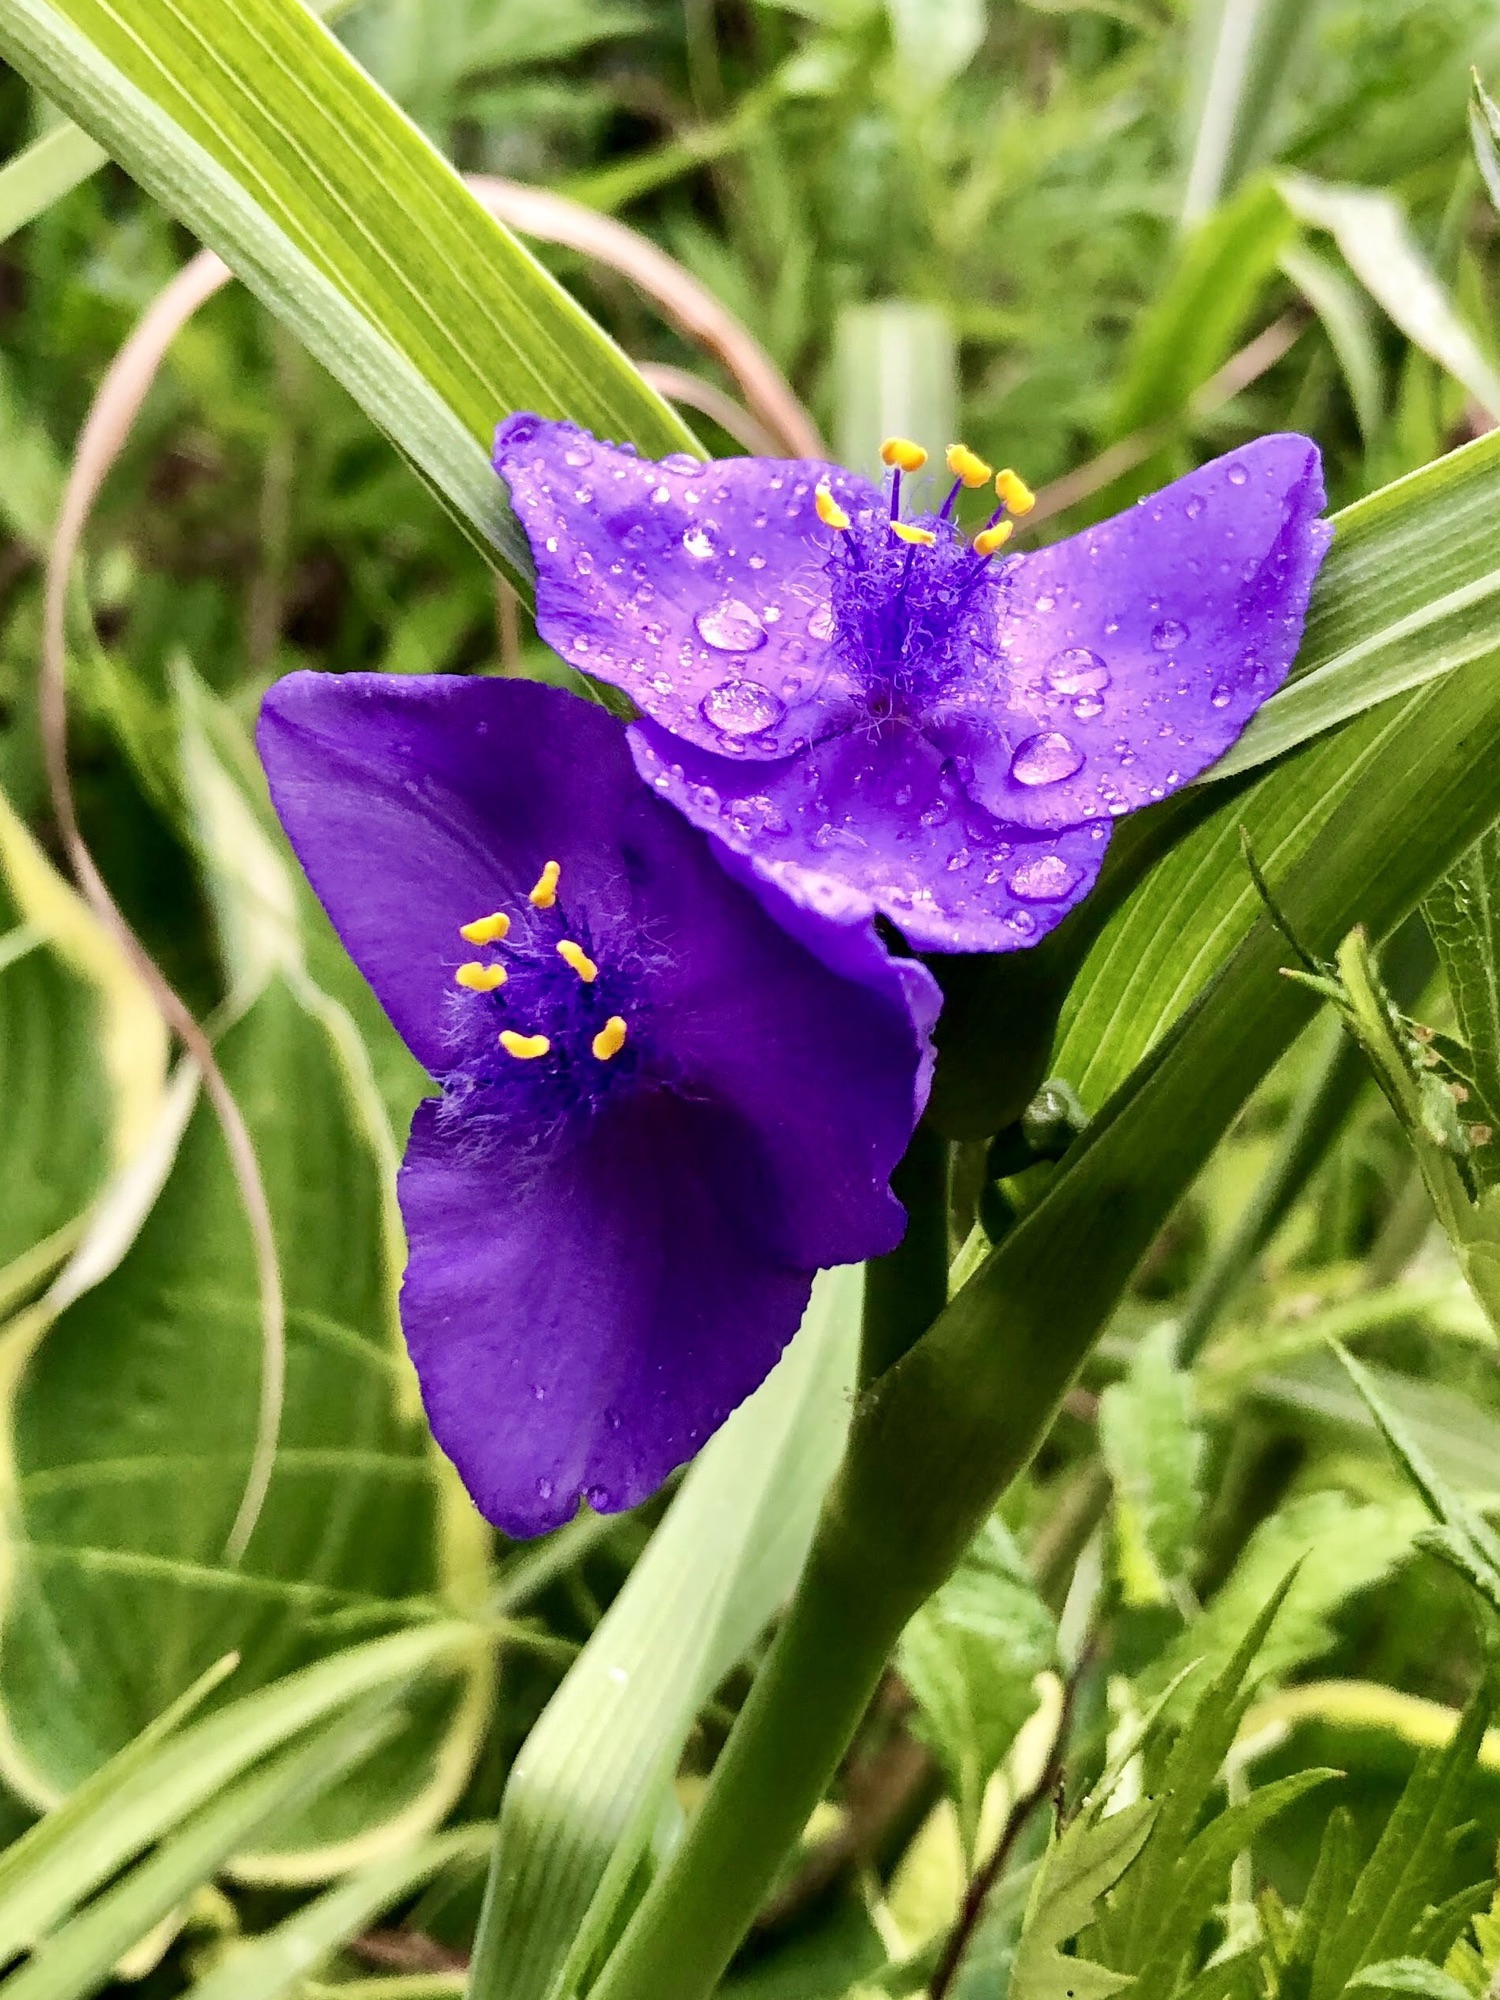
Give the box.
[995,467,1036,516]
[974,521,1015,558]
[945,443,993,488]
[880,437,929,473]
[814,482,850,531]
[499,1030,550,1060]
[891,521,937,547]
[528,860,561,908]
[557,939,599,983]
[455,960,507,992]
[592,1015,628,1061]
[460,911,510,944]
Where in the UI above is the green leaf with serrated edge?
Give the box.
[1424,826,1500,1183]
[1285,1805,1358,1991]
[1103,1567,1296,1972]
[1130,1770,1340,1992]
[1098,1323,1203,1608]
[0,0,693,578]
[185,1825,490,2000]
[898,1516,1056,1853]
[1141,1494,1423,1712]
[470,1268,861,2000]
[1009,1797,1156,2000]
[1278,176,1500,421]
[1313,1694,1491,2000]
[3,1695,403,2000]
[0,1624,477,1964]
[0,978,491,1882]
[1349,1962,1477,2000]
[1337,1346,1500,1604]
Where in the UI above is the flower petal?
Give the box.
[257,671,657,1074]
[398,1095,812,1536]
[931,435,1332,829]
[494,414,872,759]
[631,718,1110,955]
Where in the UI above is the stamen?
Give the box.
[557,939,599,982]
[891,522,936,547]
[945,443,993,488]
[528,860,561,908]
[499,1030,550,1060]
[460,911,510,944]
[880,437,928,472]
[455,960,506,991]
[591,1015,628,1061]
[974,521,1014,557]
[995,467,1036,515]
[815,482,851,531]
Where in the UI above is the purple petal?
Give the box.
[399,1095,812,1535]
[257,671,654,1075]
[631,719,1110,955]
[494,414,874,759]
[933,435,1332,829]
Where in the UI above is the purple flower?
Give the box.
[494,419,1332,952]
[257,673,936,1537]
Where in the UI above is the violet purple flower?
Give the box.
[257,672,936,1537]
[494,419,1332,952]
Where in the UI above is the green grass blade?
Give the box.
[0,121,104,242]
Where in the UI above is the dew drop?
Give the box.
[650,484,671,505]
[894,783,913,807]
[1010,731,1085,787]
[563,446,590,468]
[1210,684,1232,709]
[682,525,715,561]
[1151,618,1189,651]
[1006,910,1038,935]
[1034,592,1057,613]
[537,1477,554,1501]
[699,677,786,735]
[808,602,836,642]
[695,599,768,653]
[1046,647,1111,698]
[919,798,951,828]
[1072,694,1105,720]
[661,452,699,473]
[574,549,594,576]
[946,847,973,872]
[1185,493,1205,520]
[1010,853,1082,901]
[1226,461,1249,486]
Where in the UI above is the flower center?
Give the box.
[815,440,1036,727]
[438,861,647,1144]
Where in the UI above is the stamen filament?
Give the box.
[455,960,506,991]
[592,1015,628,1061]
[460,911,510,944]
[528,860,561,908]
[557,939,599,982]
[499,1030,550,1060]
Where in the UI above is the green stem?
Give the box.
[860,1123,950,1384]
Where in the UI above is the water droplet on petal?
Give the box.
[1226,461,1249,486]
[1010,853,1082,901]
[1072,694,1105,720]
[699,677,786,736]
[695,599,768,652]
[1007,910,1038,935]
[563,446,591,467]
[1185,493,1205,519]
[661,452,699,473]
[682,525,715,560]
[1046,647,1111,696]
[1152,618,1189,651]
[1010,731,1085,787]
[946,847,973,872]
[650,485,671,505]
[919,798,951,828]
[537,1477,554,1501]
[807,602,835,642]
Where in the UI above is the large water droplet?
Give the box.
[682,525,715,560]
[1072,694,1105,720]
[1152,618,1189,651]
[1010,731,1085,787]
[1210,684,1232,709]
[1226,460,1249,486]
[1010,853,1082,902]
[695,599,768,653]
[699,677,786,736]
[1046,647,1111,697]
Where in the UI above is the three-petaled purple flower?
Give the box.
[494,419,1332,951]
[258,673,936,1536]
